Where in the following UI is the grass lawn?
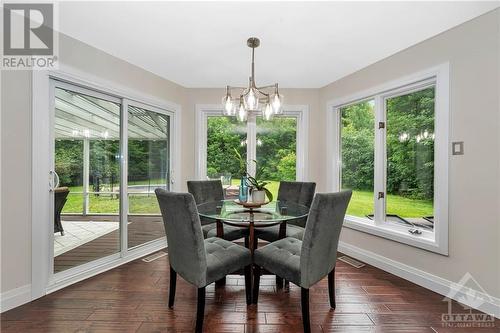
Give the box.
[63,192,162,215]
[347,190,433,218]
[62,180,165,214]
[62,181,432,218]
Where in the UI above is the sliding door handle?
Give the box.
[49,170,60,191]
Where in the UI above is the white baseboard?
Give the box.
[0,284,32,313]
[338,241,500,319]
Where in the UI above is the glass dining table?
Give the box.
[197,200,310,255]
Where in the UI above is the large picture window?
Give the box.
[199,107,307,200]
[329,65,449,254]
[339,86,436,226]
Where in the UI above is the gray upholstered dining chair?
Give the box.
[252,191,352,333]
[155,189,252,333]
[255,181,316,243]
[187,180,246,241]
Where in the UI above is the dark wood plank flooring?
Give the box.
[4,251,498,332]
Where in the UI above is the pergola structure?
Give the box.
[54,87,170,215]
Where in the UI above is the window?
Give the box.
[340,100,375,219]
[329,65,449,254]
[206,116,246,182]
[256,116,298,197]
[198,107,307,199]
[385,87,435,230]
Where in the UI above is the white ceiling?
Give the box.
[59,1,499,88]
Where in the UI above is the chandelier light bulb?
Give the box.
[222,95,233,115]
[237,101,247,122]
[263,103,273,121]
[244,88,259,110]
[271,93,283,114]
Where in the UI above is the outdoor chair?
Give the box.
[54,187,70,235]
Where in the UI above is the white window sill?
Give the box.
[343,216,448,255]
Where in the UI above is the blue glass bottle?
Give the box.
[239,176,248,202]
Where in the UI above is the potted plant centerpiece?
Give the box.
[246,175,273,204]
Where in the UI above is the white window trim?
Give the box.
[195,104,309,181]
[31,63,182,301]
[326,63,449,255]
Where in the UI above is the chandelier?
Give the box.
[221,37,284,122]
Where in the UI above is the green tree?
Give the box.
[341,101,375,190]
[386,88,434,200]
[206,117,246,177]
[55,140,83,186]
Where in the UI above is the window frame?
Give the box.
[327,64,449,255]
[195,104,309,181]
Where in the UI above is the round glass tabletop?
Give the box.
[197,200,310,226]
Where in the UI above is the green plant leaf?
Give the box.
[264,188,273,202]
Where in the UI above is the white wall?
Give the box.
[1,70,33,295]
[319,9,500,298]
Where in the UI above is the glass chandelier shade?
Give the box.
[243,86,260,111]
[222,37,283,122]
[262,102,273,121]
[271,91,284,114]
[237,98,247,122]
[222,94,234,115]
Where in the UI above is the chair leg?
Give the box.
[276,275,283,289]
[301,287,311,333]
[328,267,336,309]
[244,265,252,305]
[168,266,177,308]
[244,236,249,248]
[195,287,206,333]
[252,265,261,304]
[215,277,226,286]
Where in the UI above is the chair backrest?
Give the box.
[300,191,352,288]
[54,187,70,214]
[277,181,316,207]
[277,181,316,227]
[187,180,224,204]
[155,189,207,287]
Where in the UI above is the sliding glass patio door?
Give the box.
[52,83,122,273]
[51,80,172,275]
[127,103,171,249]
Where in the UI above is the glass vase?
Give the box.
[239,176,248,202]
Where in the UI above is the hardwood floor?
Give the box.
[3,251,498,332]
